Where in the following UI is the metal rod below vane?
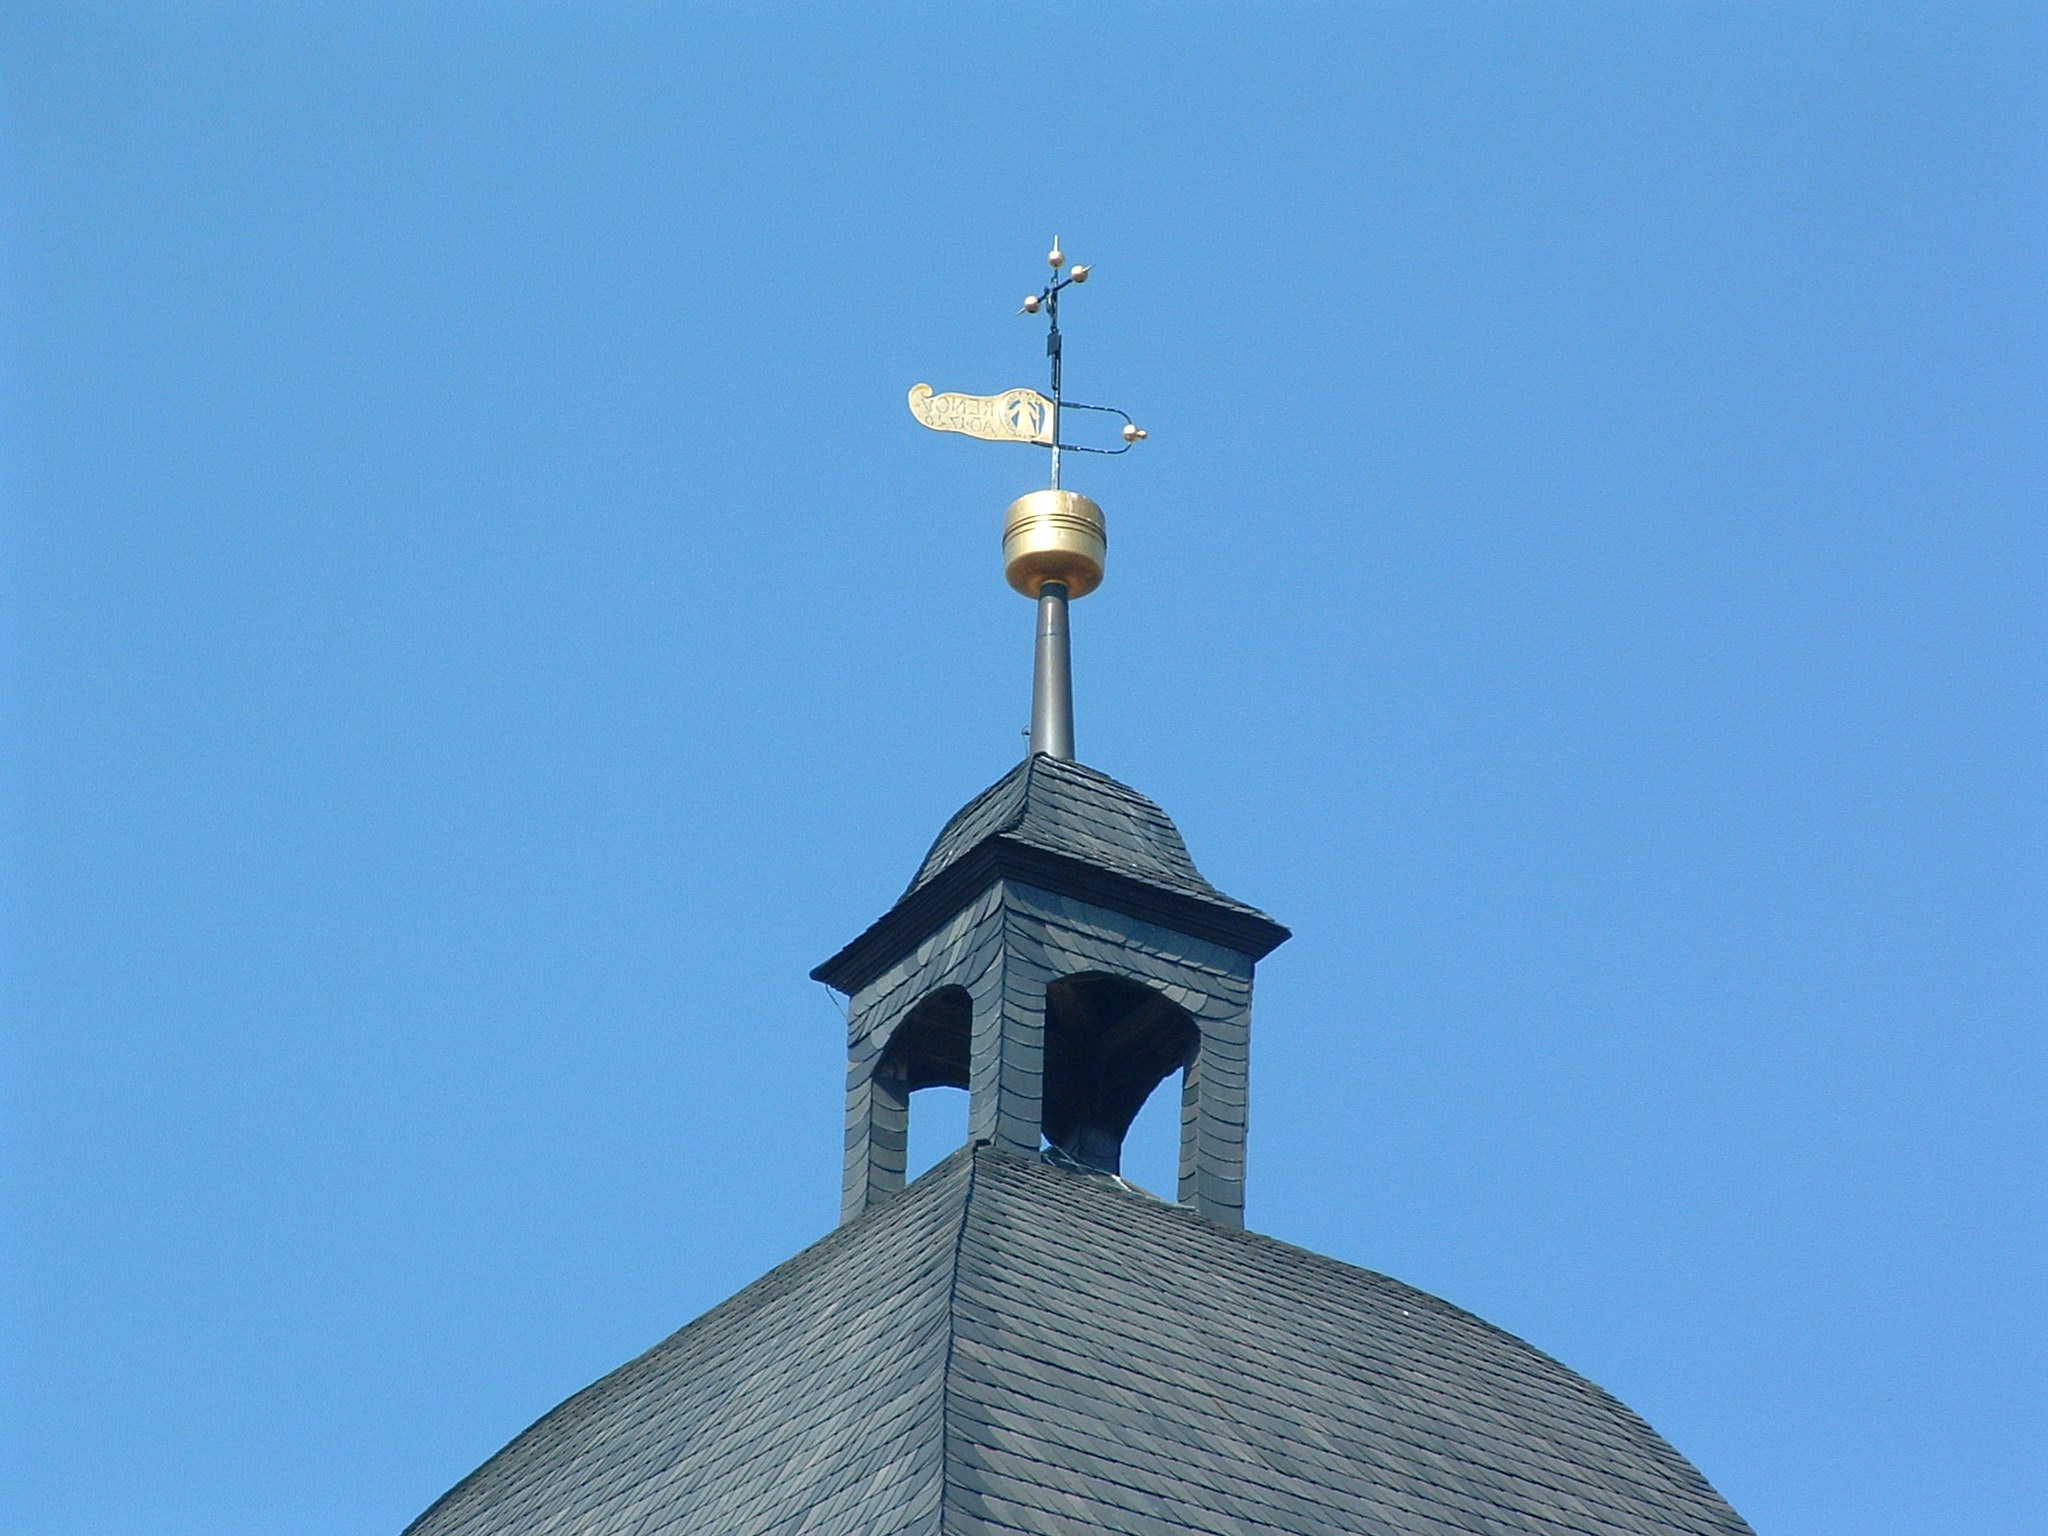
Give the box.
[1029,581,1075,761]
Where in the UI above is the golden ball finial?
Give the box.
[1003,490,1106,599]
[1020,294,1042,313]
[1047,240,1065,269]
[1070,264,1091,283]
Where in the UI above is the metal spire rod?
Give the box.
[1030,579,1075,759]
[1025,239,1079,757]
[1047,247,1064,491]
[1028,236,1082,489]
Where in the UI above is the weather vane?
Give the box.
[905,238,1147,763]
[907,236,1146,489]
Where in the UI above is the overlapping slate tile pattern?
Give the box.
[405,1145,1752,1535]
[402,1150,972,1536]
[905,756,1274,926]
[950,1150,1753,1536]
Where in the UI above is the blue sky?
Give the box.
[9,6,2043,1533]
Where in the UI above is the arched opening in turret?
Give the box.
[1042,972,1198,1177]
[877,986,971,1179]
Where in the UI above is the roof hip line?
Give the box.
[937,1146,983,1531]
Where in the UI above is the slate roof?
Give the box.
[404,1146,1753,1536]
[906,755,1262,915]
[815,757,1289,992]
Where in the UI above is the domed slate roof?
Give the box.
[904,754,1264,918]
[404,1145,1752,1536]
[814,756,1288,995]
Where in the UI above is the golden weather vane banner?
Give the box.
[907,382,1054,446]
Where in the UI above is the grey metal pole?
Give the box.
[1029,581,1075,760]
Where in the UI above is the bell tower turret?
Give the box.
[814,754,1287,1227]
[819,243,1284,1227]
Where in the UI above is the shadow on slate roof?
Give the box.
[403,1146,1754,1536]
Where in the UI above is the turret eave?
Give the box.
[812,755,1290,994]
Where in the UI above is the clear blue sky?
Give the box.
[9,7,2042,1533]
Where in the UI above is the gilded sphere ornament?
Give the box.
[1003,489,1106,599]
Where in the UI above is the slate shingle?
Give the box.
[814,758,1289,993]
[404,1147,1752,1536]
[905,756,1271,925]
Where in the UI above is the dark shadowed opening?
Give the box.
[1042,972,1197,1174]
[878,985,971,1091]
[878,986,972,1178]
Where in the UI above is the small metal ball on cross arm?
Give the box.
[1019,236,1147,492]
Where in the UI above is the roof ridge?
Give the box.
[996,757,1040,837]
[897,760,1033,902]
[936,1145,983,1536]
